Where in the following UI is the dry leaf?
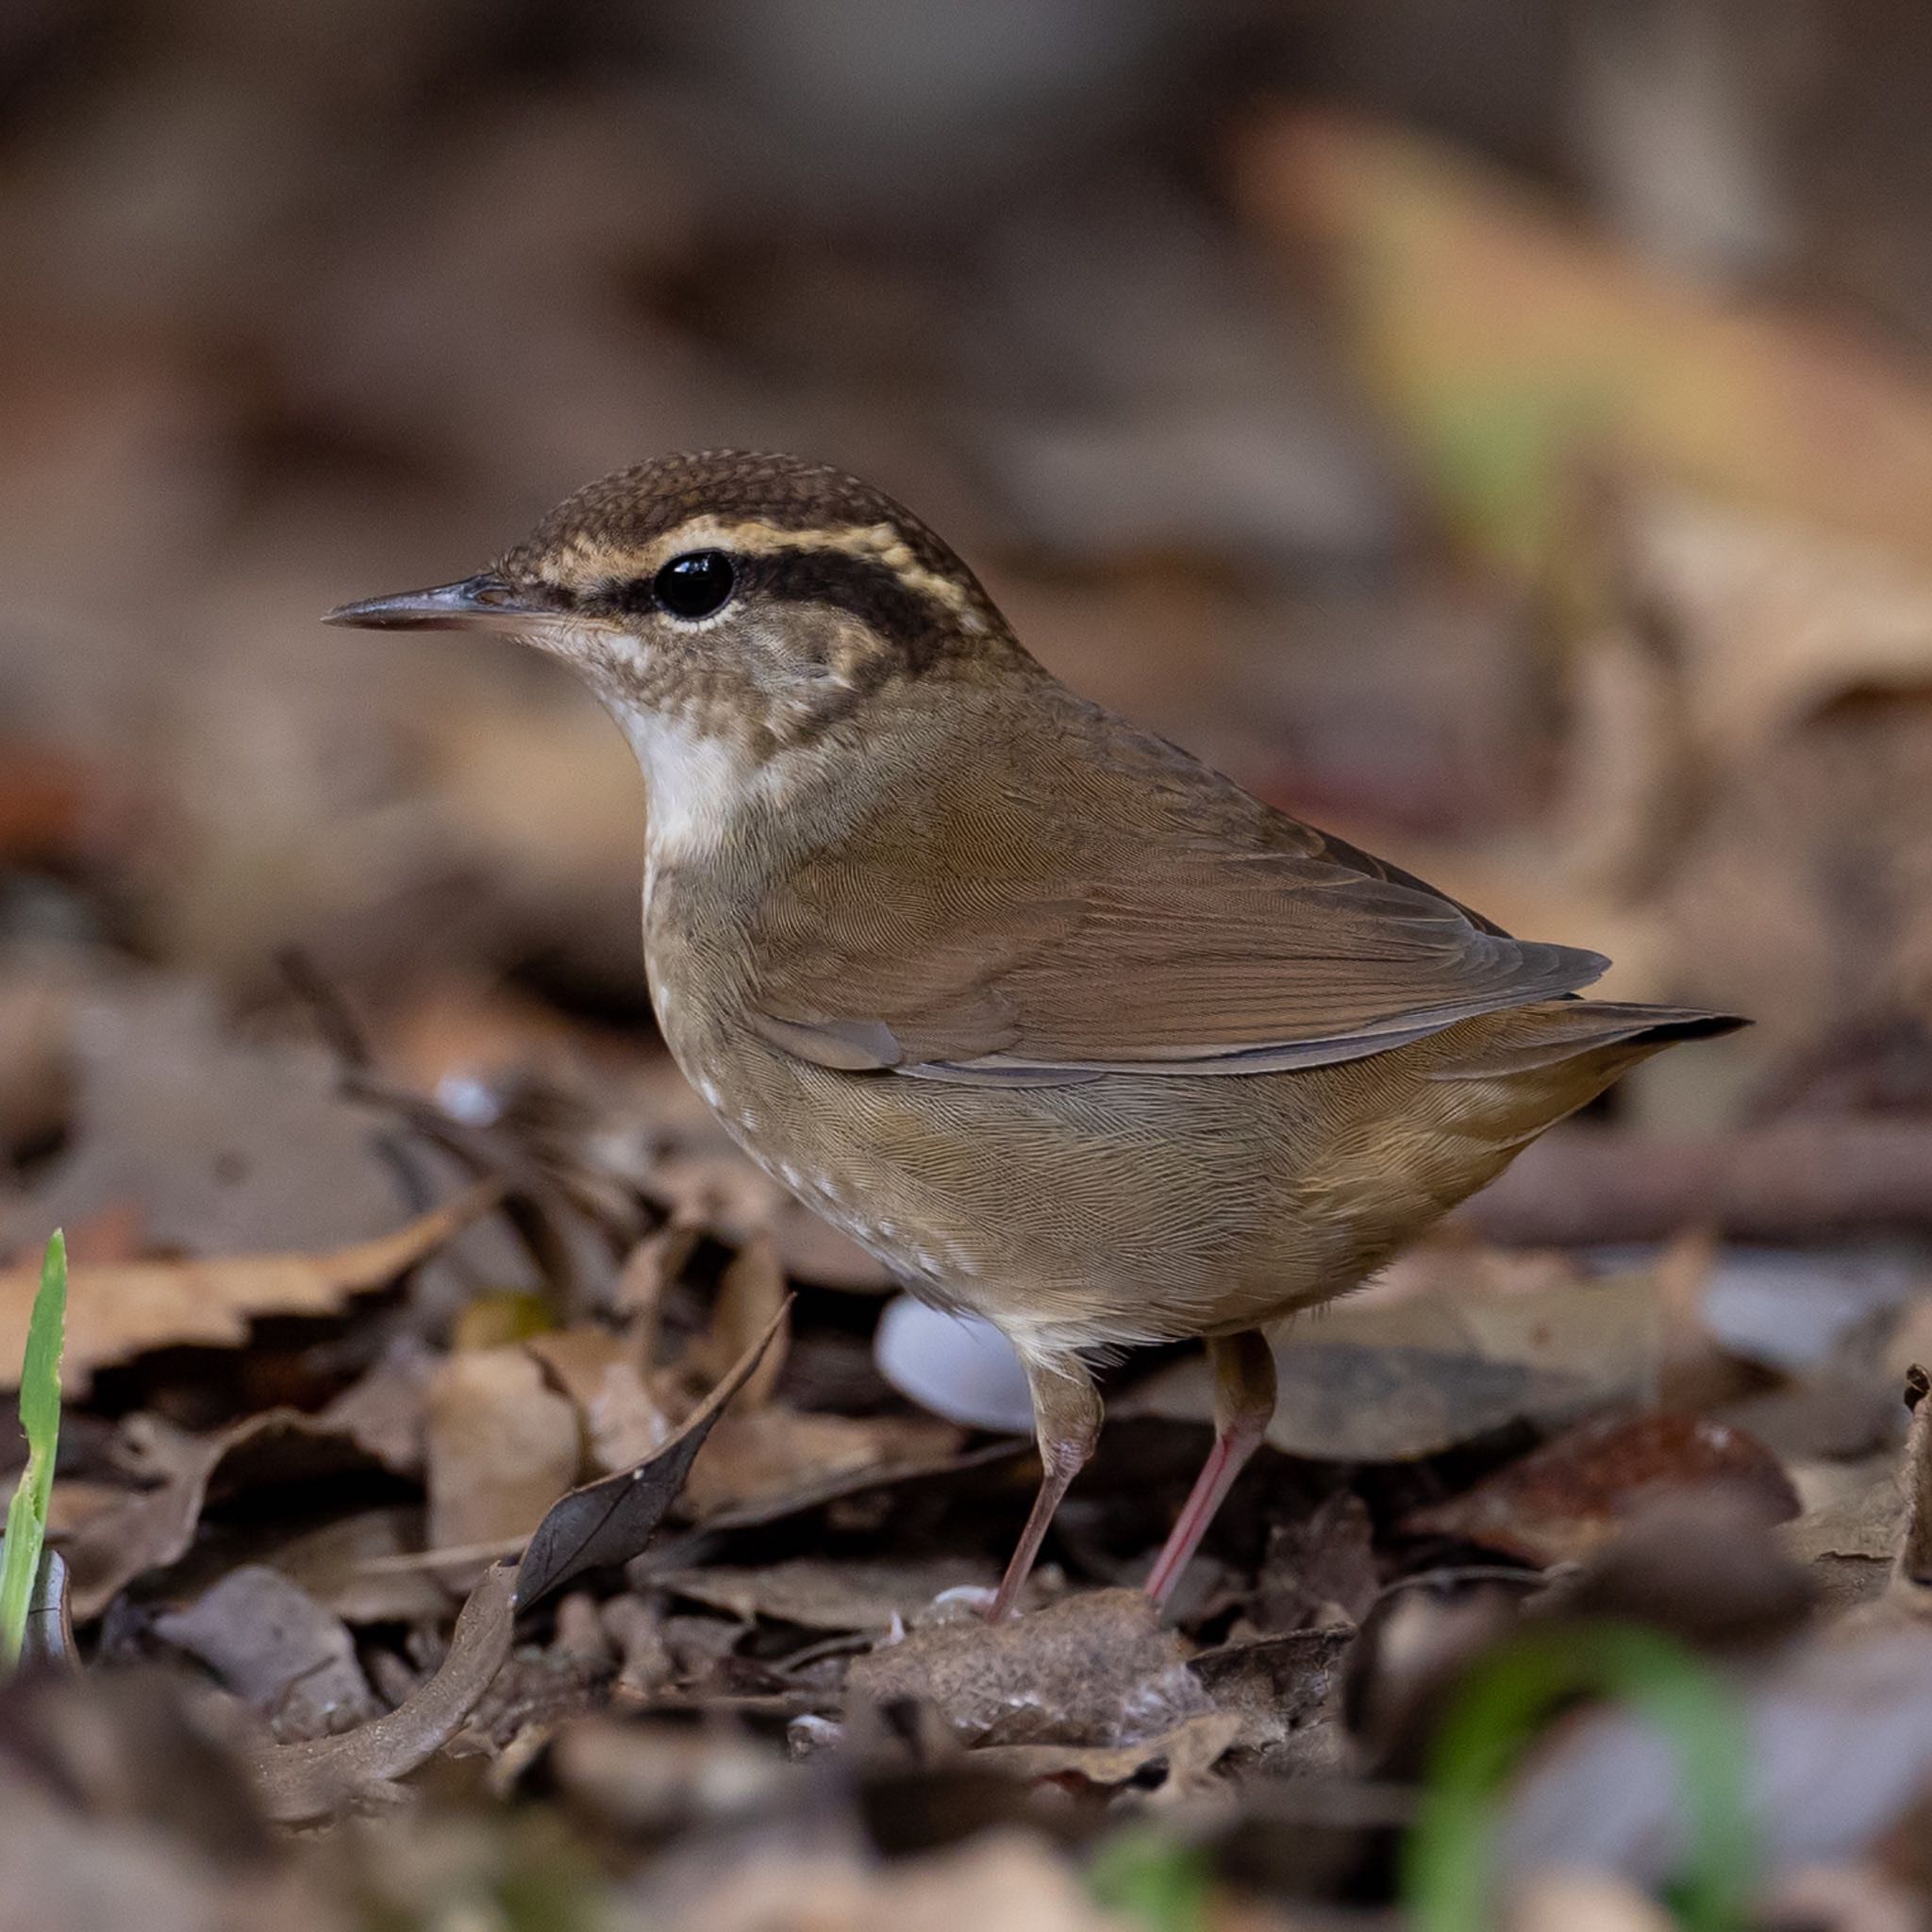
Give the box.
[0,1680,321,1932]
[1506,1872,1677,1932]
[318,1337,440,1476]
[680,1407,964,1520]
[847,1588,1208,1748]
[425,1345,580,1561]
[0,982,500,1267]
[0,1183,500,1395]
[517,1308,787,1607]
[1555,1491,1816,1651]
[1238,110,1932,578]
[1251,1494,1380,1632]
[1120,1341,1601,1463]
[654,1555,1001,1634]
[1407,1412,1797,1566]
[1783,1454,1906,1617]
[1191,1626,1353,1773]
[1850,1369,1932,1629]
[60,1407,398,1620]
[1628,490,1932,766]
[970,1710,1241,1796]
[684,1235,789,1409]
[546,1714,800,1835]
[526,1325,671,1474]
[638,1829,1127,1932]
[248,1308,782,1822]
[153,1565,380,1740]
[263,1507,450,1626]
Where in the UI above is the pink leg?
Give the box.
[989,1358,1102,1622]
[1144,1329,1277,1608]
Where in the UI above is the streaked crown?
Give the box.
[502,450,1008,660]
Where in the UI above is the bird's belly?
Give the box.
[656,1006,1391,1349]
[653,991,1581,1361]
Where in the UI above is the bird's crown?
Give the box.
[503,450,1010,668]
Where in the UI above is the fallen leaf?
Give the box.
[608,1224,700,1356]
[318,1337,439,1476]
[634,1828,1128,1932]
[601,1595,675,1702]
[525,1324,671,1474]
[1190,1626,1353,1774]
[517,1309,787,1609]
[0,743,111,867]
[970,1710,1241,1796]
[1625,489,1932,761]
[0,981,500,1266]
[1251,1493,1381,1632]
[1407,1412,1798,1565]
[246,1307,783,1822]
[654,1555,1001,1634]
[59,1407,399,1621]
[1121,1341,1601,1462]
[0,970,74,1168]
[1506,1871,1678,1932]
[1238,110,1932,578]
[680,1406,964,1519]
[683,1235,789,1409]
[153,1565,380,1740]
[263,1507,449,1625]
[0,1674,321,1932]
[425,1345,580,1564]
[647,1440,1027,1547]
[846,1588,1208,1749]
[0,1183,501,1395]
[545,1713,802,1834]
[1555,1491,1817,1651]
[1855,1367,1932,1628]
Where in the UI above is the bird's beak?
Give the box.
[323,572,551,635]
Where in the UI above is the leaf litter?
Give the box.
[10,38,1932,1929]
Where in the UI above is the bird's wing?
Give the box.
[746,701,1605,1083]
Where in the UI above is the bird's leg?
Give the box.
[1144,1327,1276,1608]
[988,1357,1102,1622]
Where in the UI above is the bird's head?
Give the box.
[326,449,1025,753]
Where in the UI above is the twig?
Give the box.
[1464,1120,1932,1245]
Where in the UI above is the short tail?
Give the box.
[1425,1002,1748,1081]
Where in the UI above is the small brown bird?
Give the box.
[328,452,1742,1618]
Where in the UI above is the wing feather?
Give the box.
[745,692,1605,1082]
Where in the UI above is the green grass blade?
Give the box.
[1403,1620,1756,1932]
[1089,1826,1212,1932]
[0,1231,67,1667]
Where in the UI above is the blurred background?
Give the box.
[11,11,1932,1911]
[5,0,1932,1206]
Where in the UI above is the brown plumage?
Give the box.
[327,451,1745,1617]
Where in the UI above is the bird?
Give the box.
[326,450,1745,1620]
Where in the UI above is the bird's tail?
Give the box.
[1424,1001,1747,1083]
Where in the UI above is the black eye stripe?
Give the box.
[737,549,952,670]
[594,541,969,675]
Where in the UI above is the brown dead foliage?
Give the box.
[9,15,1932,1927]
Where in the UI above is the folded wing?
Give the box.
[747,699,1605,1084]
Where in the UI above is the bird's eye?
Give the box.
[653,550,736,621]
